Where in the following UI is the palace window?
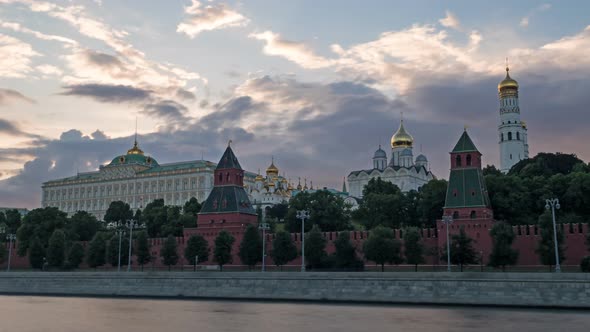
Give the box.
[508,132,512,140]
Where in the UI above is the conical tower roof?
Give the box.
[216,142,242,170]
[452,130,478,153]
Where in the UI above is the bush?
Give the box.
[581,256,590,272]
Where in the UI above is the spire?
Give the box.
[216,144,242,170]
[342,177,347,193]
[127,118,144,155]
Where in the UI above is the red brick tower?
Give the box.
[438,129,495,262]
[196,142,258,232]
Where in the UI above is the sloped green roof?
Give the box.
[138,160,215,174]
[108,154,159,167]
[216,146,242,170]
[452,130,478,153]
[444,168,491,208]
[199,186,256,215]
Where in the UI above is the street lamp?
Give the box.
[0,226,16,272]
[107,223,124,272]
[441,215,454,272]
[125,220,143,272]
[296,210,310,272]
[545,198,561,273]
[259,223,270,272]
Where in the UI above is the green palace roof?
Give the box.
[452,130,478,153]
[108,153,159,167]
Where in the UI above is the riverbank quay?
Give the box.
[1,272,589,309]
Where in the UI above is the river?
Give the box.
[0,296,588,332]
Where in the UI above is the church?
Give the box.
[347,120,435,198]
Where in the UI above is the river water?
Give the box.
[0,296,588,332]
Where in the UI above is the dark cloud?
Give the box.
[83,50,124,68]
[0,88,35,105]
[0,118,41,138]
[143,100,188,121]
[176,88,196,100]
[60,84,153,103]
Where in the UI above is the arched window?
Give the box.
[455,155,462,167]
[500,133,504,142]
[466,154,472,166]
[218,173,222,183]
[516,132,520,140]
[508,132,512,140]
[226,172,230,182]
[453,211,460,219]
[470,211,476,219]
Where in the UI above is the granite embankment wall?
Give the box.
[1,272,589,308]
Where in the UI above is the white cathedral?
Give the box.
[347,120,435,198]
[498,65,529,173]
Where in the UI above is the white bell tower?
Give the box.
[498,62,529,173]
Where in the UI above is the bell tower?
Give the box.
[498,62,529,173]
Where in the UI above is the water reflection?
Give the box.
[0,296,588,332]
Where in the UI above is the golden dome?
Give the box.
[281,177,288,183]
[266,157,279,176]
[498,67,519,91]
[255,169,264,182]
[127,141,144,155]
[391,120,414,148]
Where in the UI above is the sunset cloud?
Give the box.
[177,0,249,38]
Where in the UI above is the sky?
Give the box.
[1,0,590,208]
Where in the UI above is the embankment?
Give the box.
[1,272,589,308]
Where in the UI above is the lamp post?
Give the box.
[442,215,454,272]
[296,210,310,272]
[126,220,142,272]
[545,198,561,273]
[0,226,16,272]
[259,223,270,272]
[480,250,484,272]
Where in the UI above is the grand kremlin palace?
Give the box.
[40,139,295,220]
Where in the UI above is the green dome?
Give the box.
[109,153,158,167]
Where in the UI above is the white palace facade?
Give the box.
[347,120,435,198]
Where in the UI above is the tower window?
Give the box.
[455,155,462,167]
[516,132,520,140]
[510,154,513,160]
[453,211,459,219]
[470,211,477,219]
[466,154,472,166]
[500,133,504,142]
[218,173,222,183]
[508,132,512,140]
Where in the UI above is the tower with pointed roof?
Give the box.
[443,130,493,221]
[197,142,257,231]
[498,63,529,173]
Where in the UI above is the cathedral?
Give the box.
[247,158,294,214]
[498,65,529,173]
[347,120,435,198]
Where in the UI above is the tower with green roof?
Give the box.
[197,142,257,231]
[443,129,493,221]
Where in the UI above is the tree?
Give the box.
[403,227,425,271]
[67,211,101,241]
[214,230,235,271]
[0,241,7,266]
[4,209,21,234]
[107,233,129,267]
[536,211,565,271]
[353,178,406,229]
[67,243,85,269]
[104,201,133,227]
[28,237,45,269]
[267,202,288,221]
[135,231,151,271]
[285,190,351,232]
[363,226,402,271]
[87,233,107,269]
[333,231,363,270]
[581,256,590,272]
[417,179,448,227]
[304,225,328,269]
[483,165,503,176]
[271,231,297,270]
[46,229,66,268]
[239,225,262,269]
[183,197,202,216]
[142,199,169,237]
[16,207,68,256]
[160,235,179,271]
[443,227,478,272]
[184,234,209,270]
[161,206,183,237]
[488,222,518,271]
